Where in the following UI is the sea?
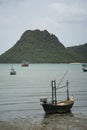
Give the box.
[0,63,87,127]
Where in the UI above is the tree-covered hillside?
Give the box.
[0,29,86,63]
[67,43,87,63]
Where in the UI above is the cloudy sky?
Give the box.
[0,0,87,54]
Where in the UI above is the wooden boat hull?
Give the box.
[22,64,29,67]
[41,100,74,114]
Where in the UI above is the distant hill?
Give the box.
[67,43,87,63]
[0,29,86,63]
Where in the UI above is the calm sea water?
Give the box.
[0,63,87,122]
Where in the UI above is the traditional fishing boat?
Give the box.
[82,67,87,72]
[21,60,29,67]
[10,66,16,75]
[82,63,87,72]
[40,80,74,114]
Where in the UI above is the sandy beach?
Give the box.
[0,113,87,130]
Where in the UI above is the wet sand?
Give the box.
[0,113,87,130]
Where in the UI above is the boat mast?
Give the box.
[51,79,69,105]
[51,80,57,104]
[66,80,69,100]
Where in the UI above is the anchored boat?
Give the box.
[82,67,87,72]
[10,66,16,75]
[40,80,74,114]
[21,61,29,67]
[82,63,87,72]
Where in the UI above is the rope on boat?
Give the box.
[57,85,67,90]
[56,71,68,89]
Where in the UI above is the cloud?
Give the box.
[0,0,23,5]
[48,2,87,23]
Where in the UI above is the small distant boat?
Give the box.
[82,67,87,72]
[21,61,29,67]
[10,66,16,75]
[40,80,74,114]
[82,63,87,72]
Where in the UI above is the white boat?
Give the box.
[82,63,87,72]
[10,66,16,75]
[82,67,87,72]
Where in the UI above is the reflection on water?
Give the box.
[0,113,87,130]
[42,113,73,130]
[41,113,87,130]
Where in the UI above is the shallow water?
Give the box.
[0,63,87,129]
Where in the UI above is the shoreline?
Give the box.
[0,113,87,130]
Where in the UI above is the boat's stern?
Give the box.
[69,95,74,102]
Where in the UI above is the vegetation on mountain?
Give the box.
[0,29,86,63]
[67,43,87,63]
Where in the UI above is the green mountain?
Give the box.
[0,29,86,63]
[67,43,87,63]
